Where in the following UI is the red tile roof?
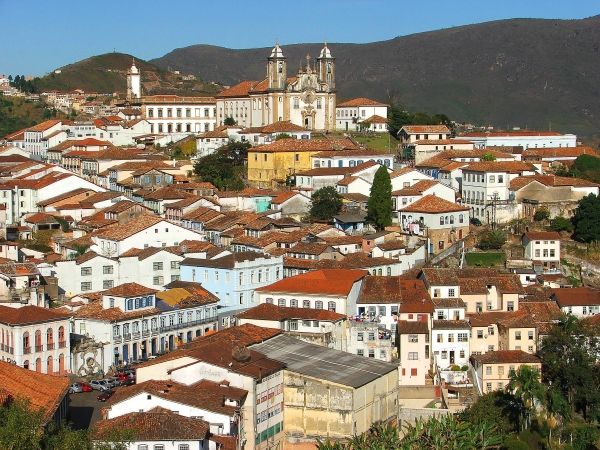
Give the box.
[0,361,69,422]
[95,215,164,241]
[256,269,367,296]
[397,320,429,334]
[401,125,450,134]
[337,97,389,107]
[463,161,536,173]
[522,146,597,159]
[523,231,561,241]
[361,114,388,124]
[509,175,599,190]
[216,80,259,98]
[400,195,469,214]
[552,287,600,307]
[462,131,563,137]
[237,303,346,321]
[103,282,157,297]
[250,138,359,154]
[0,305,69,325]
[471,350,541,364]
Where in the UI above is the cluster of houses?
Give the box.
[0,43,599,450]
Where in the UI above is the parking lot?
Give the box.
[68,390,105,430]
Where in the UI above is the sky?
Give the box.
[1,0,599,76]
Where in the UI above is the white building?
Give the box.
[90,215,203,257]
[552,287,600,318]
[431,320,470,370]
[461,130,577,149]
[141,95,217,135]
[215,44,336,131]
[335,97,388,132]
[22,120,69,160]
[522,231,561,272]
[0,305,71,375]
[126,60,141,99]
[461,161,538,223]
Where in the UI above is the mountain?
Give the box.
[151,17,600,138]
[33,53,219,96]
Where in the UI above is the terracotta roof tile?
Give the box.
[463,161,536,173]
[397,320,429,334]
[400,195,469,214]
[237,303,345,321]
[401,125,449,134]
[250,138,358,154]
[471,350,541,364]
[337,97,389,107]
[0,305,70,325]
[257,269,367,296]
[552,287,600,307]
[524,231,561,241]
[103,282,157,297]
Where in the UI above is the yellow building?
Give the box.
[248,137,358,188]
[471,350,541,395]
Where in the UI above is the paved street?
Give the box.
[68,391,104,430]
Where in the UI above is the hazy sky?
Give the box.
[1,0,599,75]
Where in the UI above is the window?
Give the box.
[486,366,492,375]
[138,446,148,450]
[357,349,364,356]
[486,382,492,392]
[507,301,515,311]
[368,349,375,358]
[328,301,336,312]
[81,282,92,291]
[515,331,522,340]
[457,333,468,342]
[153,276,164,285]
[278,298,286,307]
[303,300,310,308]
[408,334,418,343]
[528,330,534,340]
[448,288,455,297]
[433,289,441,298]
[436,334,443,343]
[477,330,483,339]
[290,299,298,307]
[357,332,363,341]
[80,267,92,276]
[448,333,454,342]
[289,320,298,331]
[408,352,418,360]
[170,261,179,269]
[441,350,448,359]
[459,350,465,358]
[103,265,113,274]
[488,326,495,335]
[152,261,163,271]
[315,301,323,309]
[368,332,375,341]
[178,445,190,450]
[498,366,504,376]
[103,280,114,289]
[154,446,165,450]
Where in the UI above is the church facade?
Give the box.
[216,44,337,131]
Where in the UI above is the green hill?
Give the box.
[150,16,600,139]
[0,95,66,137]
[32,52,220,96]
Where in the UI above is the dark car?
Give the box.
[97,390,114,402]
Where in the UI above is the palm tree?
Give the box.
[508,365,546,430]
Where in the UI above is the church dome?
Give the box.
[129,59,139,74]
[270,43,285,58]
[319,43,332,59]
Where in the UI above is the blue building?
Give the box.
[180,252,284,328]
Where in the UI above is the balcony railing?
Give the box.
[123,334,132,342]
[1,344,14,354]
[132,331,141,339]
[142,330,150,338]
[23,347,31,354]
[46,343,54,350]
[35,345,43,352]
[159,316,215,333]
[58,341,66,349]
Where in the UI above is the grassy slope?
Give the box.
[0,95,66,136]
[465,252,506,267]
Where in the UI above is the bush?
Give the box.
[478,229,506,250]
[470,217,482,226]
[549,216,573,232]
[502,438,530,450]
[533,207,550,222]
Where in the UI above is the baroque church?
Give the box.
[215,43,337,131]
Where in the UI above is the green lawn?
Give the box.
[350,132,398,152]
[465,252,506,267]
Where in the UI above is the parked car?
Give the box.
[89,380,109,391]
[69,383,83,394]
[80,382,93,392]
[97,390,114,402]
[103,378,121,389]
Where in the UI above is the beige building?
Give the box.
[396,320,430,385]
[471,350,541,395]
[251,334,399,449]
[468,311,537,355]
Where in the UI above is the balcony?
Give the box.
[23,347,31,354]
[142,330,150,338]
[113,336,122,344]
[159,317,215,334]
[58,341,66,349]
[35,345,43,352]
[46,343,54,350]
[132,331,141,339]
[123,334,132,342]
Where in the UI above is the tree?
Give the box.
[309,186,342,221]
[572,193,600,243]
[193,141,249,190]
[460,391,521,435]
[533,207,550,222]
[223,117,236,126]
[508,365,546,430]
[539,315,600,422]
[367,166,393,230]
[0,398,44,450]
[481,152,496,161]
[549,216,573,233]
[477,229,506,250]
[570,154,600,184]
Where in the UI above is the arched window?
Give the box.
[34,330,42,351]
[302,300,310,308]
[378,268,383,276]
[290,299,298,308]
[440,217,444,225]
[266,297,274,304]
[387,267,392,276]
[459,214,464,223]
[315,301,323,309]
[58,326,65,345]
[278,298,286,307]
[327,301,336,312]
[46,328,54,347]
[35,358,41,373]
[450,215,454,224]
[127,299,133,310]
[58,354,65,374]
[47,356,53,374]
[22,332,30,353]
[23,360,29,370]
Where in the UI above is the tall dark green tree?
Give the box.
[367,166,393,230]
[193,141,249,190]
[309,186,342,221]
[572,193,600,243]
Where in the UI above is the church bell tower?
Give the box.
[317,43,335,91]
[127,59,141,99]
[267,44,287,90]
